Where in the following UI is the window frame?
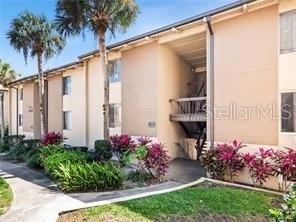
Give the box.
[19,88,23,101]
[18,114,23,127]
[280,9,296,54]
[63,111,71,130]
[109,103,121,128]
[62,76,71,95]
[109,59,121,83]
[280,91,296,134]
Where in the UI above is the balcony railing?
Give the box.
[169,97,207,122]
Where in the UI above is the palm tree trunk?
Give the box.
[0,91,4,139]
[98,31,109,139]
[37,53,46,137]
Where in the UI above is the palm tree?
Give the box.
[7,11,65,137]
[0,60,17,138]
[55,0,139,139]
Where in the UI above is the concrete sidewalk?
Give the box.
[0,160,198,222]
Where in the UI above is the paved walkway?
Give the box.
[0,159,203,222]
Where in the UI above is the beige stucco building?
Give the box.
[7,0,296,189]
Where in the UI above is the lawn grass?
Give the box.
[59,185,280,222]
[0,177,13,215]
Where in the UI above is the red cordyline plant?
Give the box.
[41,131,64,146]
[144,143,170,179]
[243,148,275,187]
[137,136,152,146]
[272,148,296,193]
[110,134,136,165]
[216,140,245,182]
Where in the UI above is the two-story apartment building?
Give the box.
[7,0,296,188]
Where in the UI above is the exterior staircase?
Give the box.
[169,80,207,160]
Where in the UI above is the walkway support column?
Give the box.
[204,16,214,149]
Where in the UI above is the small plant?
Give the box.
[243,148,275,187]
[41,131,64,146]
[201,148,225,180]
[43,151,90,177]
[26,149,42,169]
[110,134,136,166]
[94,139,113,161]
[269,184,296,222]
[53,162,123,192]
[3,135,25,150]
[21,139,41,150]
[144,143,170,179]
[39,144,66,164]
[127,170,151,186]
[216,140,245,182]
[272,148,296,193]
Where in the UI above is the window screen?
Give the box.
[280,10,296,54]
[109,59,121,83]
[281,92,296,133]
[109,104,120,128]
[63,111,71,130]
[63,76,71,95]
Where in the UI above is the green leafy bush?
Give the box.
[3,135,25,150]
[20,139,41,151]
[0,143,9,153]
[39,145,66,164]
[43,151,90,176]
[53,162,123,192]
[94,140,112,161]
[269,185,296,222]
[26,152,42,169]
[6,147,27,161]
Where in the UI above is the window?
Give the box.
[18,114,23,126]
[280,10,296,54]
[281,92,296,133]
[63,76,71,95]
[63,111,71,130]
[109,59,121,83]
[19,88,23,101]
[109,104,120,128]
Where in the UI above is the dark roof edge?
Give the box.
[78,0,256,59]
[10,0,257,85]
[10,61,82,85]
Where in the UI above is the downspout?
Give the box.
[204,16,214,149]
[10,86,19,135]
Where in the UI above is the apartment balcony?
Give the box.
[169,97,207,122]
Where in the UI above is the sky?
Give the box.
[0,0,236,77]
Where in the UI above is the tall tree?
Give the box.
[7,11,65,137]
[55,0,139,139]
[0,60,17,138]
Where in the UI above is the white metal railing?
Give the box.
[169,97,207,122]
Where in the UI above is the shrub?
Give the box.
[39,144,66,164]
[3,135,25,150]
[53,162,123,192]
[144,143,170,179]
[243,148,275,187]
[43,151,90,177]
[21,139,41,150]
[272,148,296,193]
[201,148,225,180]
[110,134,136,166]
[26,150,42,169]
[216,140,245,182]
[41,131,64,146]
[127,170,152,186]
[94,140,112,161]
[269,184,296,222]
[0,143,9,153]
[6,147,27,161]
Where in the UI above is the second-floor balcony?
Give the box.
[169,97,207,122]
